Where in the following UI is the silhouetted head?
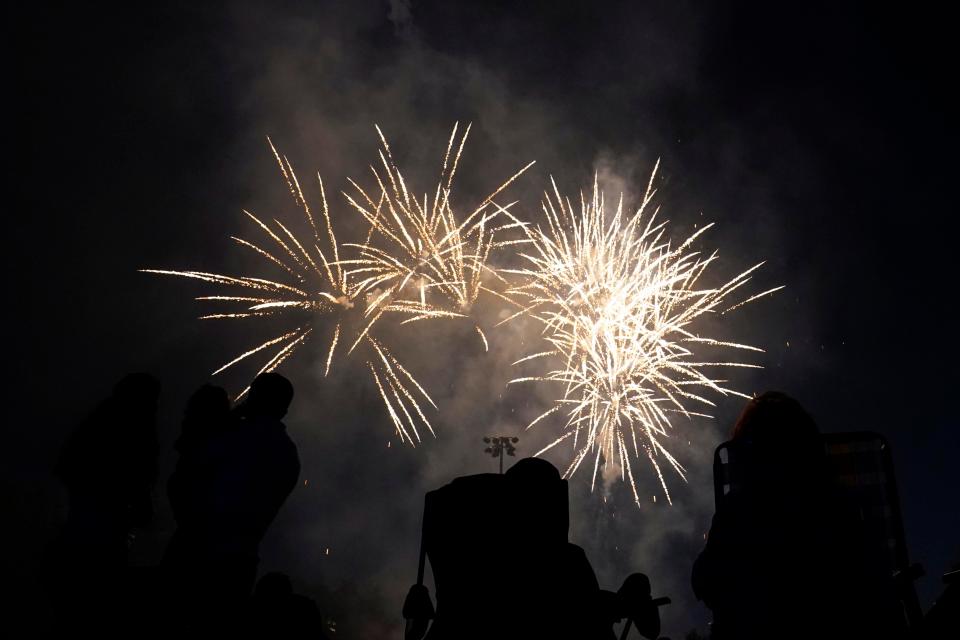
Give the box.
[506,457,568,543]
[254,571,293,599]
[112,372,160,414]
[246,372,294,419]
[184,384,230,424]
[177,384,230,449]
[733,391,818,445]
[732,391,824,488]
[505,457,562,486]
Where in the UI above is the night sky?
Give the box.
[9,2,959,637]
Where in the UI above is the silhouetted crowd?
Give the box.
[43,375,957,639]
[46,372,318,637]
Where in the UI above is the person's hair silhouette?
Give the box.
[729,391,827,498]
[732,390,817,443]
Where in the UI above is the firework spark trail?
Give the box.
[505,164,782,505]
[142,126,530,444]
[340,123,534,350]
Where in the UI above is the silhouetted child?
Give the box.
[247,572,327,638]
[692,391,905,639]
[48,372,160,632]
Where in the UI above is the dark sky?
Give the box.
[9,1,959,636]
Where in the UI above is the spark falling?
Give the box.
[505,164,782,504]
[143,125,529,445]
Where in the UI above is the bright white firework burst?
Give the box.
[505,164,783,504]
[143,125,530,446]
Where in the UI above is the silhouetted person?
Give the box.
[692,391,904,639]
[503,458,614,640]
[168,373,300,630]
[48,372,160,632]
[247,572,327,638]
[218,373,300,574]
[161,384,231,626]
[176,384,231,451]
[168,384,231,526]
[166,384,231,527]
[406,457,624,640]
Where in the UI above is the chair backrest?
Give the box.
[421,473,510,605]
[418,471,570,632]
[713,431,909,579]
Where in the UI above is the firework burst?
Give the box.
[340,123,533,351]
[505,164,782,504]
[143,126,529,445]
[142,139,436,444]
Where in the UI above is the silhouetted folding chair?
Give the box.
[713,431,923,633]
[416,473,514,639]
[404,470,669,640]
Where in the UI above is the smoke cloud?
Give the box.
[14,3,958,635]
[123,2,793,636]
